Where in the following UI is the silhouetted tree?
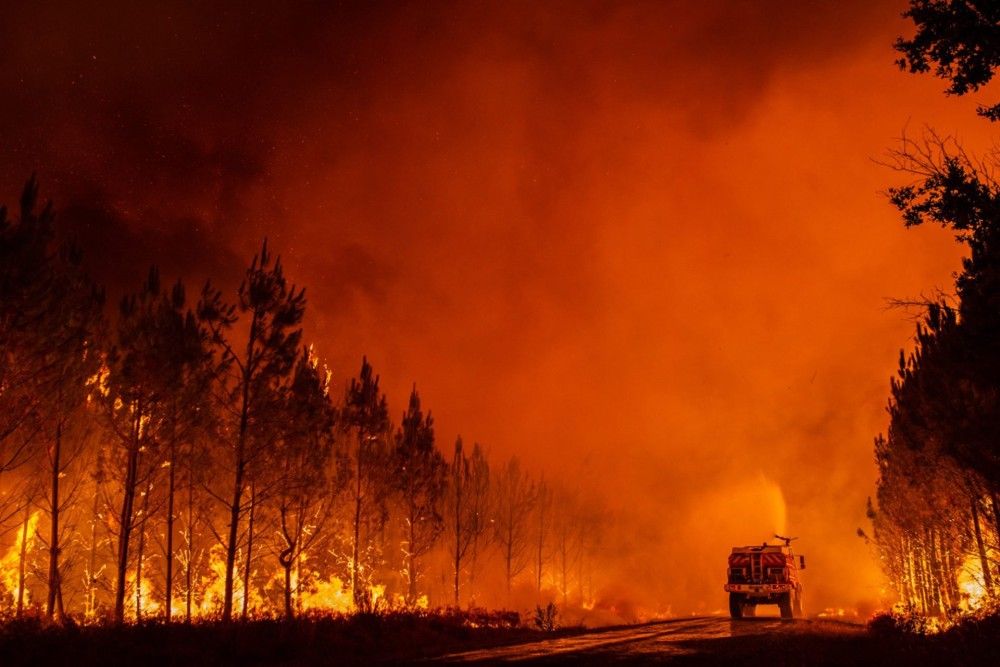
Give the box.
[5,179,104,622]
[274,348,338,618]
[492,457,536,597]
[896,0,1000,121]
[198,240,305,622]
[869,12,1000,607]
[342,357,390,608]
[533,479,552,598]
[392,387,446,605]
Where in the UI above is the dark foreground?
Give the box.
[1,613,998,666]
[444,615,1000,665]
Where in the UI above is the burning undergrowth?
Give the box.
[0,608,581,667]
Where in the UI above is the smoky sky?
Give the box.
[1,0,990,612]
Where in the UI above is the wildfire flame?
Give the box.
[958,555,987,612]
[0,511,39,609]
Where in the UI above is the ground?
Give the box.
[1,613,998,665]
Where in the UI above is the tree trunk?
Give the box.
[505,527,513,598]
[560,537,568,607]
[283,560,293,619]
[46,419,62,620]
[536,523,543,597]
[16,503,30,618]
[185,449,194,622]
[351,433,363,606]
[165,441,177,621]
[114,403,142,623]
[408,511,418,605]
[222,433,246,622]
[87,482,100,619]
[453,477,461,606]
[135,475,152,621]
[970,492,994,597]
[242,482,256,618]
[469,537,480,606]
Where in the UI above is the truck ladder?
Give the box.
[750,553,762,583]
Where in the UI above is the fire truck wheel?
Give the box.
[793,589,803,618]
[778,592,793,619]
[728,593,744,619]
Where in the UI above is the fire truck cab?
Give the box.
[724,535,804,619]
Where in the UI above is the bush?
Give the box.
[534,602,558,632]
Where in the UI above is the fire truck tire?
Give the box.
[793,589,803,618]
[778,593,793,619]
[729,593,744,619]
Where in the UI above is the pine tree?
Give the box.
[342,357,390,609]
[274,348,339,618]
[392,386,446,605]
[198,239,305,622]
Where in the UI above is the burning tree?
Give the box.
[273,348,341,618]
[198,240,306,622]
[391,387,446,606]
[99,268,214,622]
[445,437,491,605]
[867,3,1000,614]
[492,457,537,598]
[342,357,391,608]
[0,183,615,621]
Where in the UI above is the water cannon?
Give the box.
[773,534,798,547]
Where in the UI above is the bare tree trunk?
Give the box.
[453,478,461,606]
[970,492,994,597]
[135,475,153,621]
[295,551,302,614]
[469,537,480,606]
[185,450,194,622]
[16,503,30,618]
[223,431,246,622]
[46,419,62,620]
[87,483,100,619]
[535,519,543,597]
[560,536,568,607]
[283,559,293,619]
[279,504,295,619]
[164,441,177,621]
[351,436,363,606]
[242,481,256,618]
[407,512,417,605]
[114,404,142,623]
[505,526,513,599]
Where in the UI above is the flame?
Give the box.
[124,571,161,621]
[0,511,39,609]
[290,552,354,614]
[958,555,987,611]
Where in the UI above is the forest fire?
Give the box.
[958,556,988,612]
[0,512,38,610]
[4,0,1000,664]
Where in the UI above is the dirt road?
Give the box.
[440,616,869,664]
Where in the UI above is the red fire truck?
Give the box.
[724,535,805,619]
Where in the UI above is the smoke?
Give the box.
[0,0,990,614]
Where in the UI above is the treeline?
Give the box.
[0,179,609,624]
[867,134,1000,614]
[867,3,1000,616]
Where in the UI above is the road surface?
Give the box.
[440,616,867,664]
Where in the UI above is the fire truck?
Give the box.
[724,535,805,619]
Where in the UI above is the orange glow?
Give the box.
[1,1,992,617]
[958,556,987,612]
[0,512,38,610]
